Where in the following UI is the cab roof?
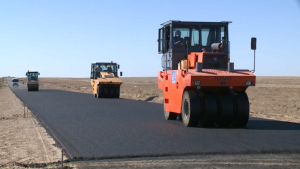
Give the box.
[160,20,232,26]
[93,62,117,64]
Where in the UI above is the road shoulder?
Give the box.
[0,78,66,168]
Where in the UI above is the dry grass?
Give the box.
[37,78,92,93]
[0,78,3,88]
[247,77,300,123]
[120,77,163,102]
[37,77,164,102]
[36,76,300,123]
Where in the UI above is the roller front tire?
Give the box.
[181,91,201,127]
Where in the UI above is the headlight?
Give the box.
[246,81,252,85]
[195,81,201,86]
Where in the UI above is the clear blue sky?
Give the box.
[1,0,300,77]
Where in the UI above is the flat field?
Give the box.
[19,76,299,124]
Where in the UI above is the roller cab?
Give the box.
[157,20,257,127]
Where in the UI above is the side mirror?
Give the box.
[251,37,257,50]
[38,73,40,75]
[251,37,257,73]
[118,64,120,69]
[120,72,123,77]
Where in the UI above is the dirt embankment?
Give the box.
[0,78,67,168]
[36,76,300,124]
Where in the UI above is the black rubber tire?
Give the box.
[215,91,234,127]
[201,92,217,127]
[114,86,120,98]
[94,94,97,98]
[28,86,33,91]
[181,91,200,127]
[103,87,109,98]
[164,104,177,120]
[97,86,103,98]
[109,87,115,98]
[232,92,250,127]
[36,87,39,91]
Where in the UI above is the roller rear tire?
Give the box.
[103,87,109,98]
[109,87,115,98]
[114,86,120,98]
[215,91,234,127]
[233,92,250,127]
[97,86,104,98]
[200,92,217,127]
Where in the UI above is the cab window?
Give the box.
[173,25,199,48]
[191,28,199,46]
[27,73,38,80]
[201,26,226,47]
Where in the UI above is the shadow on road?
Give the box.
[246,119,300,130]
[144,96,158,102]
[172,118,300,131]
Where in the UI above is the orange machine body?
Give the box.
[158,52,256,114]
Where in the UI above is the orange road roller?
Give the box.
[157,20,257,127]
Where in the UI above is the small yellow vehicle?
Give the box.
[90,62,122,98]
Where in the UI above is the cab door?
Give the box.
[158,28,165,54]
[91,63,95,79]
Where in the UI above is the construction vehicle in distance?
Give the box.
[91,61,122,98]
[157,20,257,127]
[12,78,19,86]
[26,71,40,91]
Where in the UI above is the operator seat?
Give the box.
[107,67,112,72]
